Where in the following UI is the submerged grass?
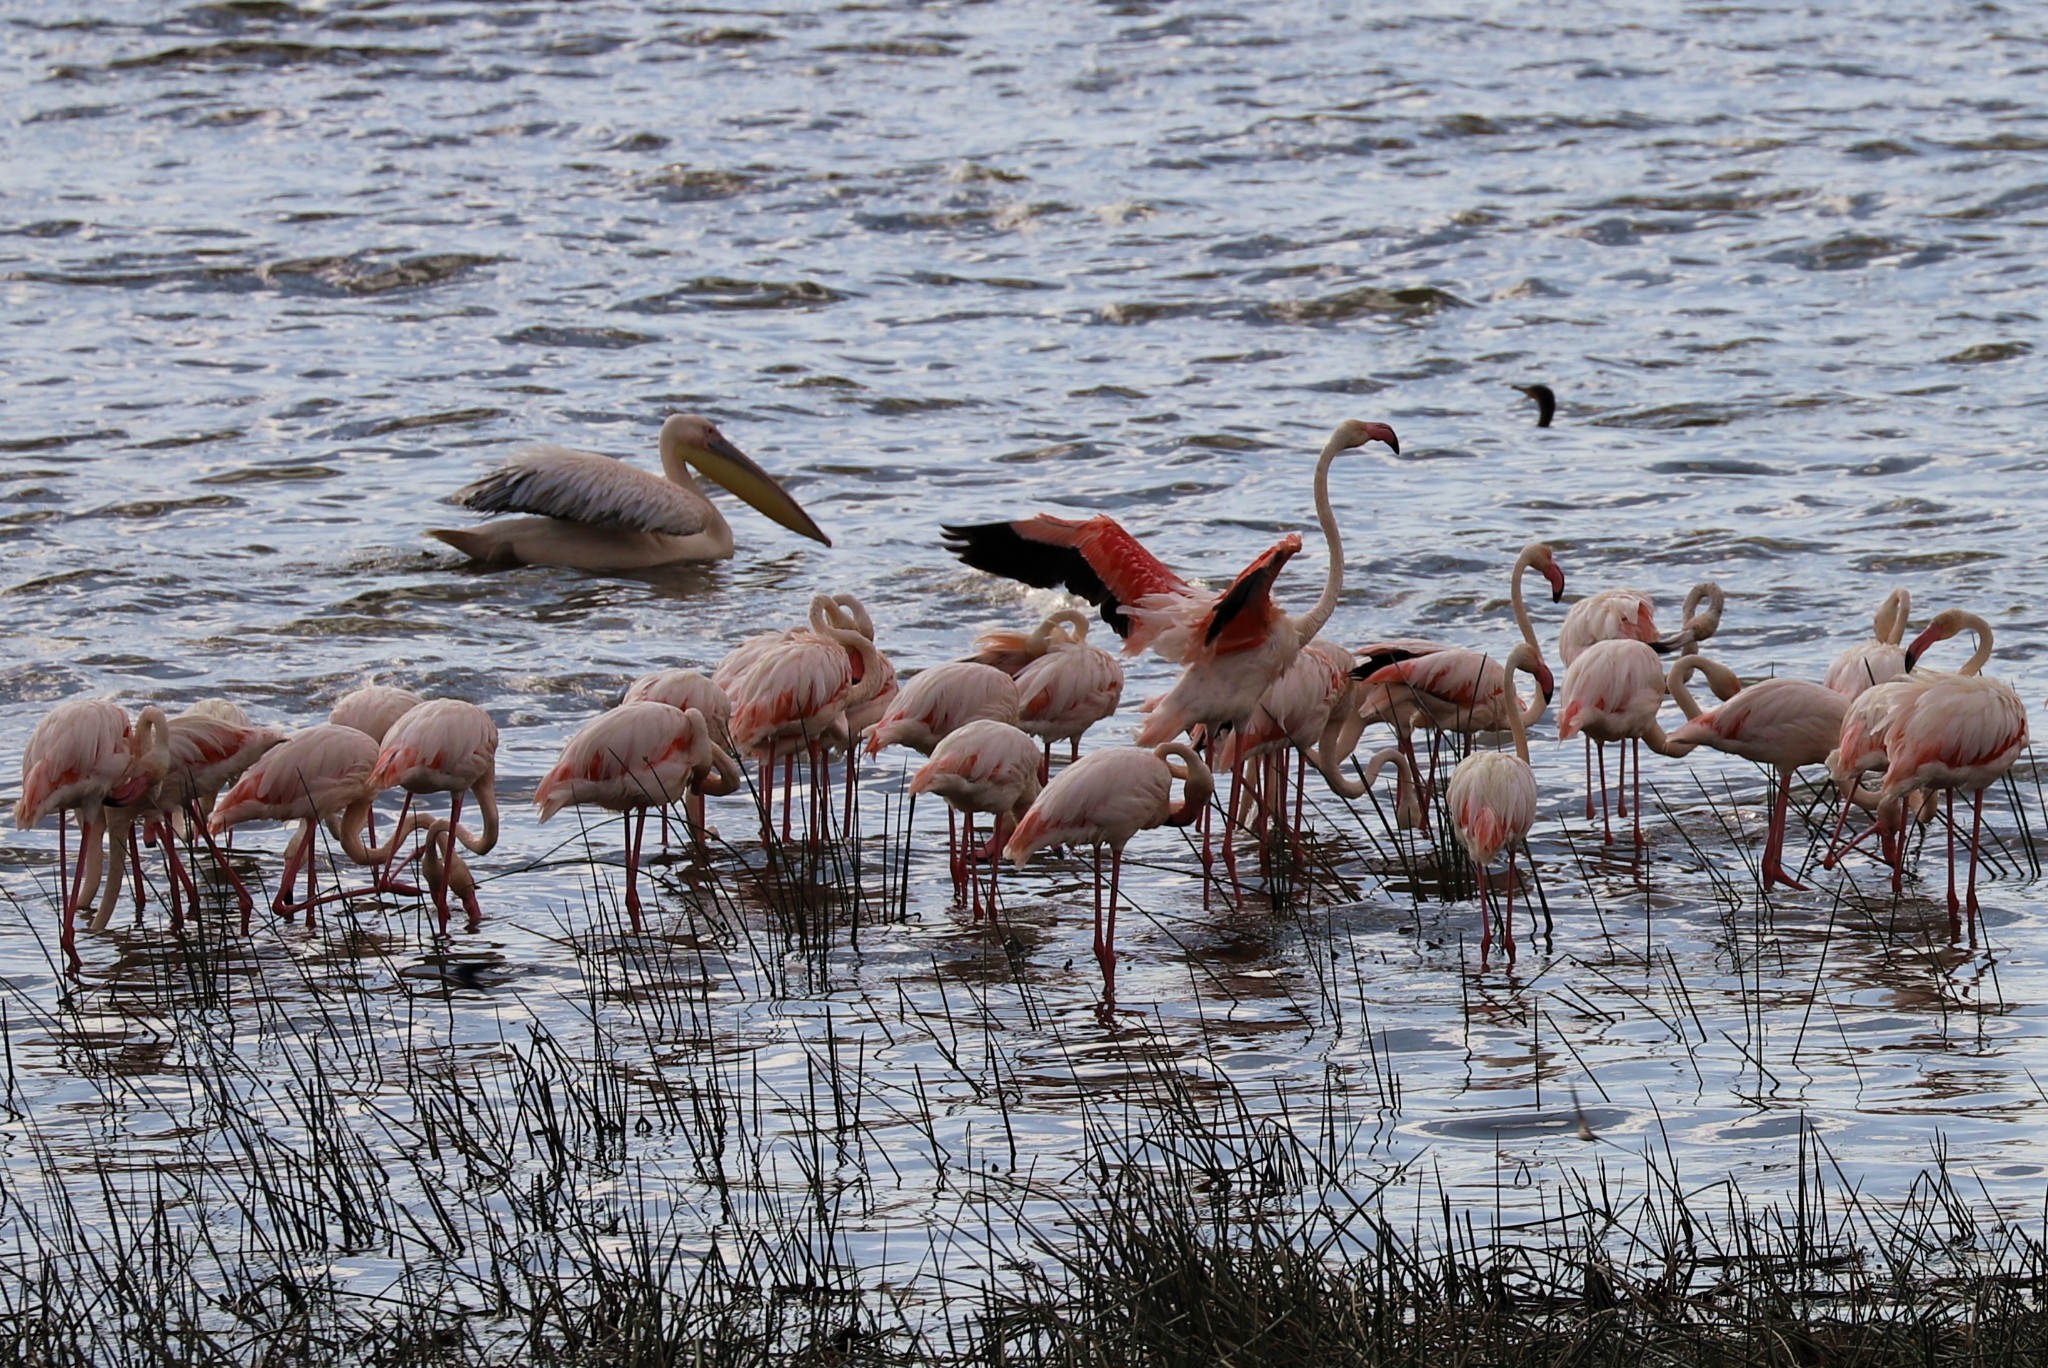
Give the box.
[3,757,2048,1365]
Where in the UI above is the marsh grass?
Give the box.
[4,754,2048,1365]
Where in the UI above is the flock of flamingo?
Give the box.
[9,411,2033,999]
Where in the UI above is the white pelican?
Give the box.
[430,414,831,570]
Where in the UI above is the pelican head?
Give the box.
[660,414,832,546]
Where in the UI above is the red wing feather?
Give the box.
[941,514,1189,639]
[1201,535,1300,653]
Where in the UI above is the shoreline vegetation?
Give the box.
[3,805,2046,1367]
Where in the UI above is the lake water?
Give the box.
[4,0,2048,1336]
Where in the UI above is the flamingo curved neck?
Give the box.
[1157,742,1214,826]
[1509,548,1540,650]
[1292,429,1353,645]
[1682,582,1725,640]
[1505,662,1534,765]
[1955,614,1993,675]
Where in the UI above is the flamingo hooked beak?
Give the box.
[1542,559,1566,603]
[1363,422,1400,455]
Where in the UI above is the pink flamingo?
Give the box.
[15,699,169,970]
[622,668,732,843]
[1447,642,1544,967]
[970,609,1124,774]
[1004,741,1213,1007]
[1352,542,1564,797]
[114,707,283,925]
[942,420,1399,665]
[1555,637,1680,846]
[330,684,423,742]
[1662,656,1846,892]
[1868,612,2030,922]
[1210,637,1353,869]
[1557,580,1723,665]
[909,719,1043,917]
[866,660,1023,875]
[430,413,831,570]
[1824,587,1910,698]
[535,702,741,930]
[369,700,501,931]
[209,723,391,922]
[726,595,885,845]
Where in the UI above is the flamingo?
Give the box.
[535,702,741,929]
[1824,587,1910,698]
[865,660,1023,875]
[1446,641,1545,966]
[1004,741,1213,1007]
[1662,656,1846,892]
[430,413,831,570]
[1555,637,1682,846]
[1557,580,1723,666]
[1211,637,1353,870]
[941,419,1399,660]
[1867,610,2030,922]
[330,684,424,742]
[209,724,391,921]
[725,595,885,844]
[118,708,283,924]
[369,700,501,931]
[15,700,169,970]
[1130,421,1397,746]
[909,719,1043,916]
[623,668,732,842]
[1351,541,1565,796]
[967,608,1124,772]
[1823,678,1937,885]
[1010,623,1124,774]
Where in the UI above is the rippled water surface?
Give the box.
[5,0,2048,1329]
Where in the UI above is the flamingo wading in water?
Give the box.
[1005,741,1214,1008]
[1447,642,1547,966]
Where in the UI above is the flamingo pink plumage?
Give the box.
[15,699,169,970]
[535,702,741,929]
[909,719,1043,916]
[210,723,389,922]
[1445,642,1545,966]
[1555,637,1677,846]
[1662,656,1846,892]
[1005,741,1213,1008]
[1824,587,1910,699]
[370,699,501,931]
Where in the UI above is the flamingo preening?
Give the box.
[431,414,830,570]
[1824,587,1911,699]
[969,608,1124,774]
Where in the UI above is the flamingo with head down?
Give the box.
[1662,656,1846,893]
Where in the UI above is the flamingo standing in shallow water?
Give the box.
[969,608,1123,774]
[723,596,883,846]
[112,708,282,925]
[1868,612,2029,923]
[535,702,741,930]
[15,700,169,970]
[210,724,389,922]
[1662,656,1846,892]
[865,660,1023,877]
[1447,642,1546,967]
[430,414,831,570]
[1005,741,1213,1008]
[1351,542,1564,802]
[369,700,501,931]
[910,719,1043,917]
[623,668,732,843]
[1555,637,1680,846]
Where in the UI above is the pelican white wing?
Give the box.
[448,445,711,537]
